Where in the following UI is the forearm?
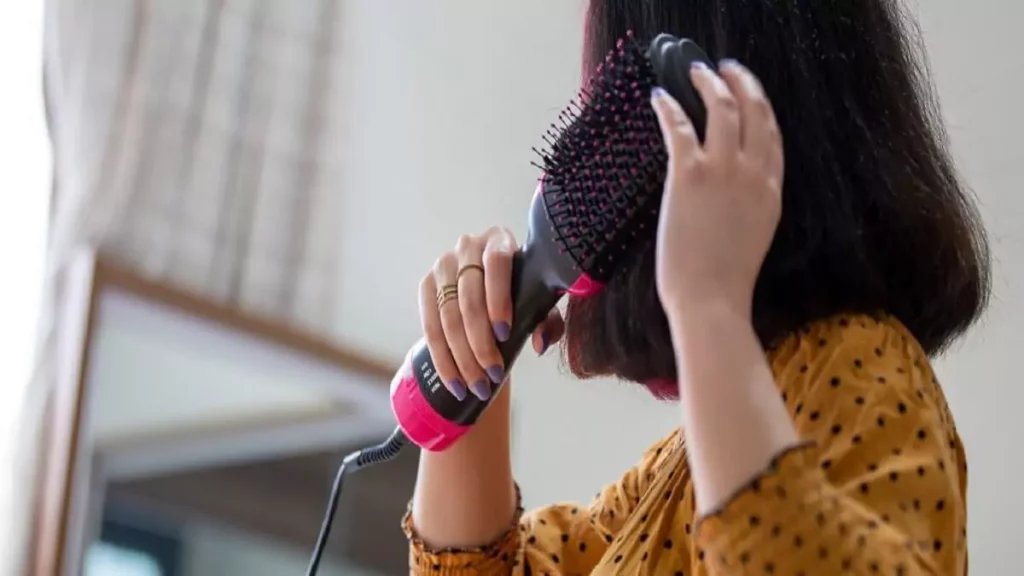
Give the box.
[666,301,799,515]
[411,382,517,548]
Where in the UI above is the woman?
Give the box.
[404,1,988,574]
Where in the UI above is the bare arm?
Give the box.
[649,59,798,515]
[407,387,674,575]
[653,63,965,573]
[668,303,798,514]
[406,226,562,553]
[411,383,517,548]
[672,307,966,574]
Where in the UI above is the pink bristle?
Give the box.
[532,33,666,279]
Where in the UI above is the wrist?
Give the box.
[663,292,752,335]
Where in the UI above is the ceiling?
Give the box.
[85,287,397,480]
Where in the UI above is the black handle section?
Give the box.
[409,244,562,426]
[647,34,715,142]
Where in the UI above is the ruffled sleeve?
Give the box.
[694,317,967,575]
[403,430,679,575]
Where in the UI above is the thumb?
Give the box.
[531,309,565,355]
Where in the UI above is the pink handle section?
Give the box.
[390,365,469,452]
[566,273,604,297]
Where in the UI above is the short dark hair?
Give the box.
[564,0,991,397]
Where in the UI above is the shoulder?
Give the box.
[526,428,683,527]
[591,427,682,511]
[768,313,963,460]
[764,314,968,564]
[768,312,964,479]
[768,313,941,398]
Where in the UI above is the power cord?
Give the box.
[305,427,409,576]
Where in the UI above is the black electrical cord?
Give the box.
[305,426,409,576]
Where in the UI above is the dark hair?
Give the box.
[564,0,991,397]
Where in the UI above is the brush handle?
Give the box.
[498,247,565,367]
[391,245,562,451]
[391,183,584,451]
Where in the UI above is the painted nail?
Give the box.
[448,379,468,401]
[470,380,492,401]
[651,86,668,99]
[493,321,511,342]
[691,61,709,71]
[539,331,550,355]
[487,365,505,384]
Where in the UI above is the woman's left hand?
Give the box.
[650,60,784,320]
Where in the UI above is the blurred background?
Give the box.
[1,0,1021,574]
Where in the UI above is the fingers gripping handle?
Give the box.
[391,248,562,451]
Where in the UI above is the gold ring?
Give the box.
[436,284,459,309]
[457,264,485,282]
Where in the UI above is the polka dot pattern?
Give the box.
[403,314,968,575]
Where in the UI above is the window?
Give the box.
[85,517,182,576]
[85,542,164,576]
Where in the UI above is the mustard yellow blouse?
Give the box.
[404,314,968,574]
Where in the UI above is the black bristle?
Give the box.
[534,32,666,282]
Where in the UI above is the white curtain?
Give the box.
[10,0,346,572]
[0,2,52,575]
[45,0,343,324]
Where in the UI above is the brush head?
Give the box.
[533,32,712,285]
[534,33,664,284]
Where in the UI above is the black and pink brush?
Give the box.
[306,33,714,575]
[391,32,713,452]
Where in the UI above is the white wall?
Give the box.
[181,521,380,576]
[331,0,682,512]
[914,1,1024,571]
[0,2,51,574]
[331,0,680,510]
[329,0,1022,572]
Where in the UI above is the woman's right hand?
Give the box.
[418,226,565,401]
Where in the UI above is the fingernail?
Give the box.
[448,379,468,401]
[651,86,668,100]
[691,61,709,71]
[493,321,511,342]
[487,365,505,384]
[538,331,550,355]
[470,380,492,401]
[719,58,739,68]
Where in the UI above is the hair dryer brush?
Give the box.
[391,32,714,452]
[306,33,714,576]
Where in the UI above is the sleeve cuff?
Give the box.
[695,442,827,551]
[403,484,524,574]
